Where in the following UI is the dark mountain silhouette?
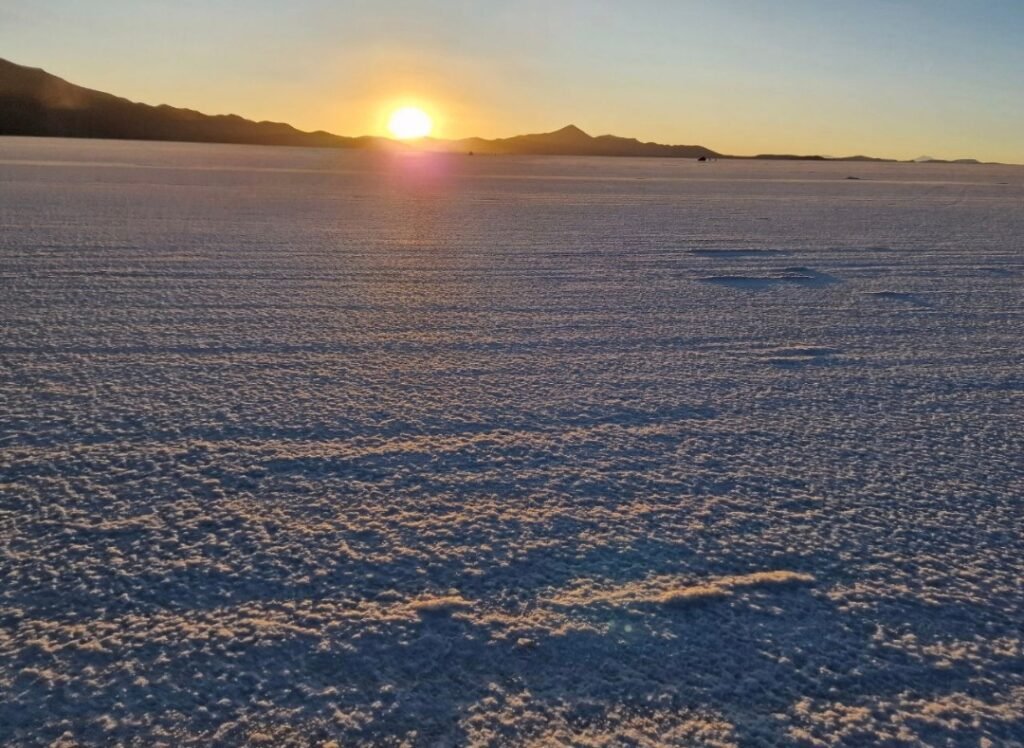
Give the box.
[913,155,982,164]
[435,124,720,158]
[0,59,721,157]
[0,58,392,149]
[747,153,896,162]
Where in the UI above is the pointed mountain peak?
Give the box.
[551,124,591,138]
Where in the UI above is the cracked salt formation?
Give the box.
[1,139,1023,746]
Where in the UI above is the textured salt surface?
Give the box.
[1,138,1023,746]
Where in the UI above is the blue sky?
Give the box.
[2,1,1021,160]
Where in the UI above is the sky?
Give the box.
[2,0,1022,161]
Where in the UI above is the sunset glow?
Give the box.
[387,107,432,140]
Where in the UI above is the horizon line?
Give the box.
[0,56,1014,166]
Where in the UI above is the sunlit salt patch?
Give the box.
[658,571,816,607]
[720,570,816,588]
[408,595,474,616]
[548,570,816,611]
[786,690,1024,746]
[460,698,739,747]
[656,584,732,607]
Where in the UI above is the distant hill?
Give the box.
[913,155,983,164]
[0,58,392,149]
[432,124,720,159]
[750,153,896,162]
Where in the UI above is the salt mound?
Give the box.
[657,571,815,608]
[409,595,473,616]
[657,585,732,607]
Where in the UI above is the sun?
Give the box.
[388,107,432,140]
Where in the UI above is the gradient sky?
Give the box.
[3,1,1022,161]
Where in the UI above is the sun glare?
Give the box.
[388,107,432,140]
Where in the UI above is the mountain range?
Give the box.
[0,58,723,158]
[432,123,717,159]
[0,57,984,163]
[0,57,387,149]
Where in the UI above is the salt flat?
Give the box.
[1,137,1022,746]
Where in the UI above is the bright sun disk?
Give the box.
[388,107,432,139]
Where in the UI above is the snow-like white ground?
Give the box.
[1,137,1022,746]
